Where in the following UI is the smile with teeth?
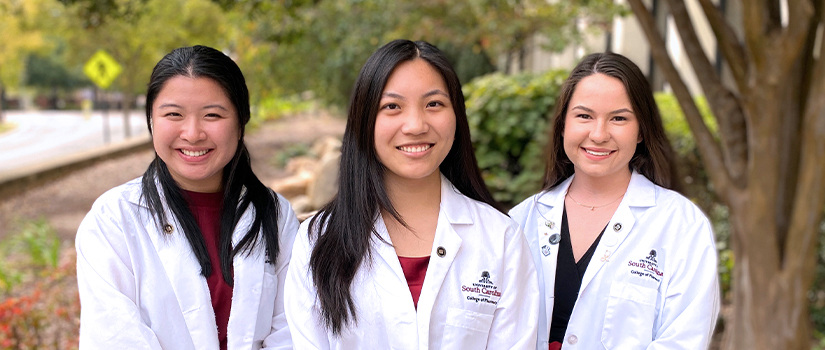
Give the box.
[584,148,611,156]
[398,144,433,153]
[181,149,210,157]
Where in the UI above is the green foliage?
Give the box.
[222,0,623,109]
[0,219,78,349]
[464,70,567,206]
[249,94,316,130]
[4,219,61,270]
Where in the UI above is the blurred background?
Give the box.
[0,0,823,349]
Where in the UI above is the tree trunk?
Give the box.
[724,194,815,349]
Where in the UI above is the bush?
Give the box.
[0,219,79,350]
[464,70,568,206]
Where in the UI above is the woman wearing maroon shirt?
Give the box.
[76,45,299,350]
[284,39,539,349]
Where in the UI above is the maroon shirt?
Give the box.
[398,256,430,309]
[183,190,232,350]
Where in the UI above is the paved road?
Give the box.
[0,109,148,173]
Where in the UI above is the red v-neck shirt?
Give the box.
[183,190,232,350]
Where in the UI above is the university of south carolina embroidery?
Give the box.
[627,249,664,282]
[461,271,501,305]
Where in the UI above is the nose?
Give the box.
[180,116,206,142]
[400,109,429,135]
[589,119,610,143]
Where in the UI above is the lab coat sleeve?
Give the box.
[486,224,541,349]
[647,215,720,349]
[262,195,301,349]
[284,220,331,349]
[75,201,163,349]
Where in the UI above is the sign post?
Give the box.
[83,50,123,144]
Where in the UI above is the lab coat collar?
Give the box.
[438,174,474,225]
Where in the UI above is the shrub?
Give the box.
[0,219,79,350]
[464,70,568,206]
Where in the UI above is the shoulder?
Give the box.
[76,177,146,249]
[508,192,542,225]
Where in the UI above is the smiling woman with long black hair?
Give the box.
[76,45,299,349]
[284,39,539,349]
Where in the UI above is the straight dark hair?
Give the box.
[308,39,500,334]
[543,52,679,192]
[141,45,280,285]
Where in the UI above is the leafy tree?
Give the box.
[220,0,623,108]
[58,0,229,136]
[628,0,825,347]
[0,0,49,121]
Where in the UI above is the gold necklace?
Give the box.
[566,192,624,211]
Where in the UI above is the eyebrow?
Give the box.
[382,89,450,100]
[570,105,633,115]
[157,103,230,111]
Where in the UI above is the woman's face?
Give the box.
[562,73,640,182]
[151,75,240,193]
[374,58,456,185]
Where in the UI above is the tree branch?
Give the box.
[627,0,733,201]
[664,0,748,184]
[741,1,769,70]
[696,0,747,92]
[784,0,825,269]
[780,0,816,70]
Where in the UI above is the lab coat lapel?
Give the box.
[534,177,570,337]
[226,202,265,349]
[372,216,420,349]
[579,172,652,295]
[416,176,465,349]
[131,186,216,350]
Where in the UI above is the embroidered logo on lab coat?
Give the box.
[627,249,664,282]
[461,271,501,305]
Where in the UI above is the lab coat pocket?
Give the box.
[601,281,658,350]
[442,307,494,347]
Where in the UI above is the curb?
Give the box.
[0,135,153,199]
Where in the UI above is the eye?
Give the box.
[205,113,223,119]
[575,113,592,119]
[164,112,183,118]
[426,100,445,108]
[381,103,400,110]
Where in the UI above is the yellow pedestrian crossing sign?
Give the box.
[84,50,122,89]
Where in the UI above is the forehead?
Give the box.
[568,73,631,110]
[154,75,232,106]
[383,59,448,92]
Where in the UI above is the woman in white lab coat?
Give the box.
[509,52,719,349]
[76,45,298,349]
[284,39,539,349]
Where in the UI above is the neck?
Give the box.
[384,172,442,216]
[568,169,632,202]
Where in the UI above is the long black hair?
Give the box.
[543,52,679,191]
[308,39,500,335]
[141,45,280,285]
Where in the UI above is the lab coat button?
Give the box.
[549,233,561,245]
[613,223,622,232]
[163,224,174,234]
[436,246,446,257]
[567,334,578,344]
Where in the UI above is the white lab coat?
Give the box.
[284,175,539,349]
[76,177,299,350]
[509,172,720,350]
